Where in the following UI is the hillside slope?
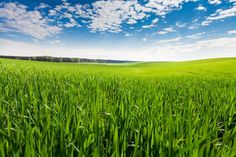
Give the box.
[1,57,236,156]
[1,58,236,79]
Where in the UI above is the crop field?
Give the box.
[0,58,236,157]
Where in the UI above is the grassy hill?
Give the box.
[1,57,236,78]
[0,58,236,156]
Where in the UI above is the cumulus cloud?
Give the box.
[35,3,50,10]
[127,19,137,24]
[145,0,197,16]
[208,0,222,5]
[228,30,236,34]
[1,0,234,40]
[202,4,236,26]
[0,0,200,35]
[88,1,131,32]
[196,5,207,11]
[46,0,149,33]
[158,27,175,35]
[142,18,158,28]
[0,2,62,39]
[70,0,197,33]
[64,18,80,28]
[88,0,149,32]
[48,2,90,20]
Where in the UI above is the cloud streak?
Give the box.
[0,0,200,36]
[0,3,62,39]
[2,36,236,61]
[147,37,236,61]
[202,2,236,26]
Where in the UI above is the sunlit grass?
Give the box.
[0,58,236,156]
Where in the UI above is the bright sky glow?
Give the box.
[0,0,236,61]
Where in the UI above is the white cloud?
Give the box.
[175,22,187,28]
[89,0,130,32]
[157,37,182,44]
[145,0,197,16]
[142,25,153,29]
[152,18,159,24]
[46,40,63,46]
[88,0,149,33]
[0,0,199,35]
[208,0,222,5]
[2,37,236,61]
[158,27,175,35]
[84,0,197,32]
[0,38,56,56]
[48,3,88,29]
[142,38,147,42]
[127,19,137,24]
[196,5,207,11]
[125,33,132,37]
[64,23,76,28]
[0,3,62,39]
[49,3,90,19]
[35,3,49,10]
[0,38,145,61]
[202,5,236,26]
[49,9,57,16]
[188,25,198,29]
[228,30,236,34]
[186,32,205,39]
[146,37,236,61]
[64,18,80,28]
[142,18,158,28]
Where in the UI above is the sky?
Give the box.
[0,0,236,61]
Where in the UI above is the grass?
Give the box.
[0,58,236,156]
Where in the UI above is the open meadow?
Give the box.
[0,58,236,156]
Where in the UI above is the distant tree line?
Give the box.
[0,55,134,63]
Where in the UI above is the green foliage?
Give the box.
[0,58,236,156]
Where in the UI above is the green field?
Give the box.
[0,58,236,156]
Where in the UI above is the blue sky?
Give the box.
[0,0,236,61]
